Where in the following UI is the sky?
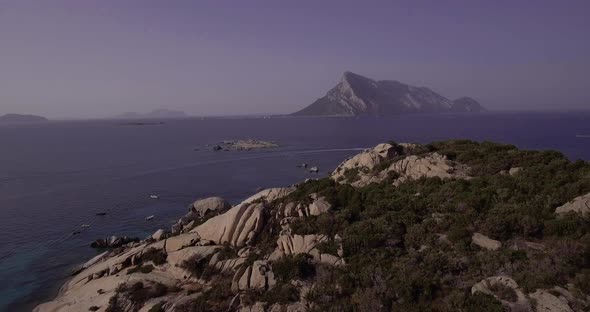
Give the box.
[0,0,589,118]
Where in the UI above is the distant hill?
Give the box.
[0,114,48,123]
[114,109,188,119]
[291,71,485,116]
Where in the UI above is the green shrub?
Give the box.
[272,254,316,282]
[262,284,300,304]
[180,253,218,280]
[148,302,165,312]
[140,248,167,265]
[106,282,168,312]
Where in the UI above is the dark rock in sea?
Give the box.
[95,212,107,216]
[212,145,223,151]
[291,71,485,116]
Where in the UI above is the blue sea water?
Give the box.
[0,111,589,311]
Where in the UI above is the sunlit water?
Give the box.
[1,112,589,311]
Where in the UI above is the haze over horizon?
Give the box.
[1,0,589,119]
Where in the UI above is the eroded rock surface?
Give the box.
[190,202,266,248]
[555,192,590,216]
[332,143,470,187]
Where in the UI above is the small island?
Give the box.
[0,113,48,123]
[210,139,279,151]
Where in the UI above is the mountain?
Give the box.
[0,113,48,123]
[115,109,187,119]
[291,71,485,116]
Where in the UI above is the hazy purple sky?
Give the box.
[1,0,589,118]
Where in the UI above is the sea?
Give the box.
[0,111,589,311]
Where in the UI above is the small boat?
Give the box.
[96,212,107,216]
[72,231,81,235]
[81,224,91,228]
[150,195,159,199]
[145,215,155,221]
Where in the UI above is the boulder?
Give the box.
[307,195,332,216]
[232,260,276,292]
[529,289,574,312]
[151,229,166,241]
[191,202,266,247]
[165,232,202,253]
[71,251,108,275]
[472,276,531,310]
[555,192,590,216]
[271,233,344,265]
[388,153,470,185]
[332,143,470,187]
[190,197,231,217]
[509,167,523,176]
[472,233,502,251]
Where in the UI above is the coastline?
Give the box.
[33,140,590,311]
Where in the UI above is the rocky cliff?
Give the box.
[35,141,590,312]
[291,72,486,116]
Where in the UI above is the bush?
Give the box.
[486,281,517,302]
[148,302,165,312]
[140,248,167,265]
[180,254,219,280]
[106,282,168,312]
[272,254,316,282]
[262,284,300,304]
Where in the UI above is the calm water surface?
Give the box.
[1,112,589,311]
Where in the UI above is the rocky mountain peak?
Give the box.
[291,72,485,116]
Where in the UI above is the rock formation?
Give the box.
[555,192,590,215]
[291,72,485,116]
[471,233,502,251]
[331,142,470,187]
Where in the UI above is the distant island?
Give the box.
[291,71,485,116]
[114,109,188,119]
[0,113,48,123]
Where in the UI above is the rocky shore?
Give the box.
[35,141,590,312]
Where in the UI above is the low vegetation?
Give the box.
[106,282,169,312]
[275,140,590,311]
